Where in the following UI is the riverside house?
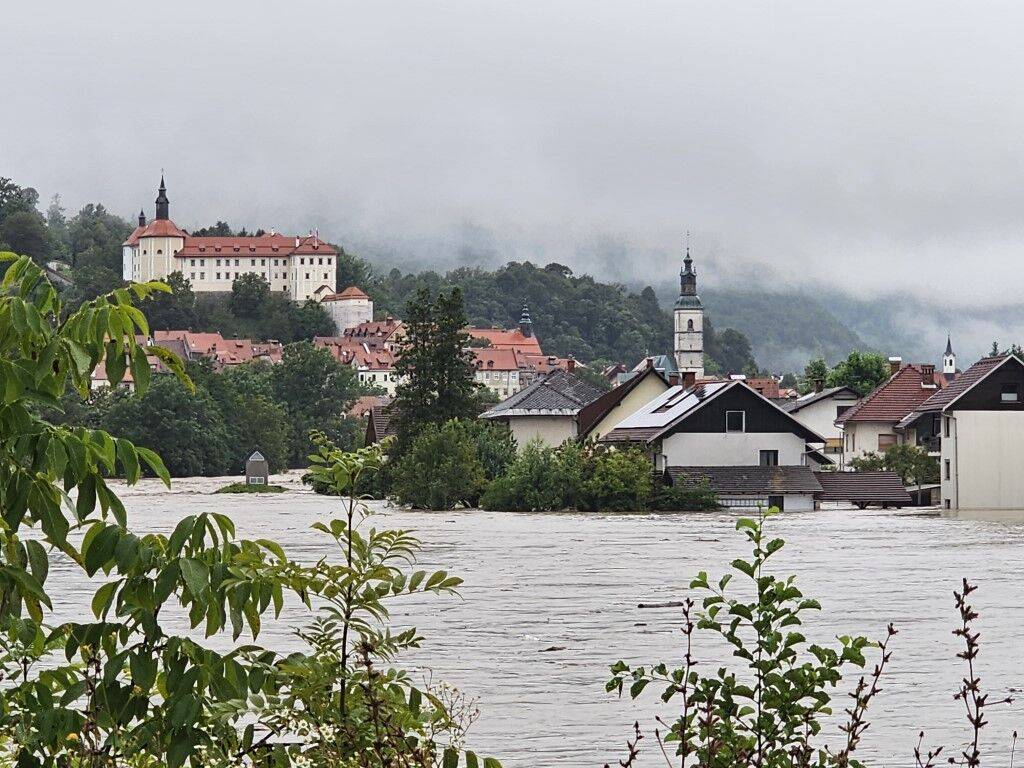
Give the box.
[897,353,1024,510]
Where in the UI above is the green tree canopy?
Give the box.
[230,272,271,318]
[826,350,891,396]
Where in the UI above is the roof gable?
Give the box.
[913,354,1023,413]
[835,365,940,424]
[481,370,604,417]
[577,367,669,438]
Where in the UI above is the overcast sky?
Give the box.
[5,1,1024,303]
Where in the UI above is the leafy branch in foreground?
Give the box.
[242,433,500,768]
[606,508,893,768]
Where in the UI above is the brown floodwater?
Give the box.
[50,475,1024,766]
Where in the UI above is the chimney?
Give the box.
[812,377,824,393]
[888,356,902,376]
[566,356,575,373]
[921,363,935,385]
[682,371,696,389]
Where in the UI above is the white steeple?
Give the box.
[673,240,704,378]
[943,335,956,375]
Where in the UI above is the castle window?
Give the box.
[327,258,332,265]
[324,273,328,279]
[216,272,221,280]
[260,259,265,266]
[142,250,147,255]
[200,272,205,279]
[157,249,162,255]
[305,273,310,280]
[300,258,305,265]
[190,272,195,280]
[233,246,240,252]
[200,259,206,266]
[216,259,221,266]
[319,258,323,265]
[234,259,239,266]
[687,319,694,331]
[190,259,195,266]
[251,259,256,266]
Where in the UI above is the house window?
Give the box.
[1001,383,1019,402]
[878,434,897,451]
[836,405,851,418]
[944,499,951,510]
[944,416,951,438]
[725,410,745,432]
[759,450,779,467]
[944,459,951,480]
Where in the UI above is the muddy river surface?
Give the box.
[57,475,1024,766]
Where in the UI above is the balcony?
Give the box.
[917,435,941,454]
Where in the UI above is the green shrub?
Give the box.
[578,446,653,512]
[651,479,719,511]
[391,419,488,509]
[214,482,286,494]
[479,440,566,511]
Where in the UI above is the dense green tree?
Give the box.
[230,272,271,317]
[335,248,372,291]
[391,420,488,509]
[0,177,39,223]
[146,271,198,329]
[45,194,70,257]
[191,220,234,236]
[101,373,231,477]
[709,326,756,374]
[801,356,831,394]
[0,210,50,263]
[392,287,479,443]
[827,350,891,396]
[271,341,364,464]
[67,203,131,270]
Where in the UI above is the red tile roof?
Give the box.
[471,348,523,371]
[466,327,542,355]
[123,224,146,246]
[173,233,336,258]
[836,365,944,424]
[314,337,396,370]
[321,285,370,302]
[137,219,189,239]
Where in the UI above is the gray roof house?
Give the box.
[480,370,604,449]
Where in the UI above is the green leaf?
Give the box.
[84,525,120,576]
[91,581,118,619]
[25,540,49,585]
[465,752,480,768]
[137,446,170,487]
[443,748,459,768]
[179,558,210,598]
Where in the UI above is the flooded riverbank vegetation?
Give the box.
[0,256,499,767]
[605,509,1011,768]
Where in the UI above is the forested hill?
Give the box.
[344,258,761,374]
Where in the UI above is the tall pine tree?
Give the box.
[393,287,478,444]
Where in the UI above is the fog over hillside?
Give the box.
[7,1,1024,366]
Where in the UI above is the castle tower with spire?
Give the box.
[519,303,534,338]
[673,243,704,377]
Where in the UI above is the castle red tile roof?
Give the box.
[123,225,146,246]
[321,285,370,302]
[136,219,189,240]
[173,233,336,258]
[835,365,945,424]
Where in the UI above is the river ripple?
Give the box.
[49,475,1024,767]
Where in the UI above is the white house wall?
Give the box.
[509,416,576,450]
[660,431,807,466]
[943,411,1024,510]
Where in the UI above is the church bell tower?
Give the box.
[673,244,704,378]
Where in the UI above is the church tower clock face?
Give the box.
[673,244,704,378]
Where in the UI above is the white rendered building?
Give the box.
[122,177,336,302]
